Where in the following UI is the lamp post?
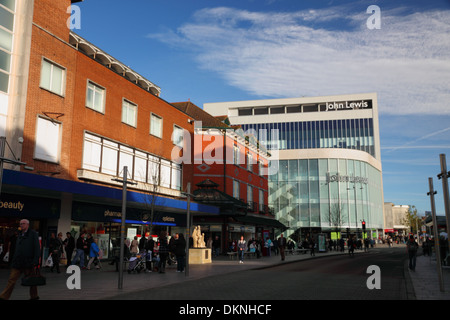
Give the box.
[427,177,444,292]
[181,182,194,277]
[112,166,137,289]
[437,154,450,252]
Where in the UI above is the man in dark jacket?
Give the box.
[0,219,41,300]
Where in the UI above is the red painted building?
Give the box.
[172,102,285,253]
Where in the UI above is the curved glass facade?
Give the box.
[270,158,383,234]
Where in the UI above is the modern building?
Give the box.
[0,0,220,260]
[171,101,285,253]
[383,203,409,237]
[204,93,385,243]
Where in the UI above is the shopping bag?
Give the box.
[21,267,46,286]
[45,254,53,267]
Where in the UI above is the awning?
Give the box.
[234,215,287,230]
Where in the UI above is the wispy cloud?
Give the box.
[148,5,450,115]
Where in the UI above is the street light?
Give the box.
[181,182,194,277]
[112,166,137,290]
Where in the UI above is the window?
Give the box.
[150,113,162,138]
[247,153,253,171]
[259,189,265,212]
[233,145,240,165]
[122,99,137,127]
[172,125,183,147]
[35,116,61,163]
[81,133,182,190]
[82,133,102,171]
[238,108,252,116]
[86,81,105,113]
[233,180,240,199]
[40,58,65,96]
[0,0,14,94]
[247,185,253,204]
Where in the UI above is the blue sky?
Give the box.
[74,0,450,216]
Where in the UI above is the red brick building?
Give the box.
[0,0,218,258]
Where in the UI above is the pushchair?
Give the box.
[127,252,145,274]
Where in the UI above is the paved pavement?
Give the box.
[0,244,449,300]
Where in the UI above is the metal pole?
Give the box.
[185,182,191,277]
[118,166,128,290]
[428,177,445,292]
[439,154,450,252]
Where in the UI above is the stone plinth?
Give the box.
[189,248,212,264]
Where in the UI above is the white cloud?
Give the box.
[148,5,450,115]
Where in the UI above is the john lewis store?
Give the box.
[204,93,384,240]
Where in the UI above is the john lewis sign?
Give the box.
[326,100,372,111]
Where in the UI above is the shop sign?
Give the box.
[0,194,60,219]
[325,100,372,111]
[326,173,368,185]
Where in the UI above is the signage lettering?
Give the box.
[326,100,371,111]
[326,173,368,184]
[0,201,24,212]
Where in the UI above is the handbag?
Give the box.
[45,254,53,267]
[21,267,46,286]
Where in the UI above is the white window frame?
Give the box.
[233,145,240,165]
[233,180,240,199]
[247,152,253,171]
[86,80,106,113]
[40,58,66,97]
[150,113,163,138]
[121,99,137,127]
[34,116,62,163]
[172,124,184,147]
[247,185,253,205]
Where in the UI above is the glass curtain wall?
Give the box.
[270,159,383,237]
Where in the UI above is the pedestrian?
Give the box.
[238,235,246,263]
[309,237,315,256]
[145,236,155,272]
[407,235,419,271]
[48,232,63,273]
[72,232,86,269]
[348,236,355,257]
[63,232,75,266]
[0,219,41,300]
[84,233,92,264]
[87,238,101,270]
[212,235,220,257]
[130,236,139,254]
[278,234,287,261]
[265,238,272,256]
[158,231,169,273]
[174,233,186,272]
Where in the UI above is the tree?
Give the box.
[402,205,421,235]
[324,198,348,240]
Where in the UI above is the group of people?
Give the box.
[119,231,187,274]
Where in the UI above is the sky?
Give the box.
[73,0,450,216]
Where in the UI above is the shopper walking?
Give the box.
[407,235,419,271]
[63,232,75,266]
[278,234,287,261]
[0,219,41,300]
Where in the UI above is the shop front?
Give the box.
[70,201,187,259]
[0,193,61,266]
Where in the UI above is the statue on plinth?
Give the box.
[192,225,206,248]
